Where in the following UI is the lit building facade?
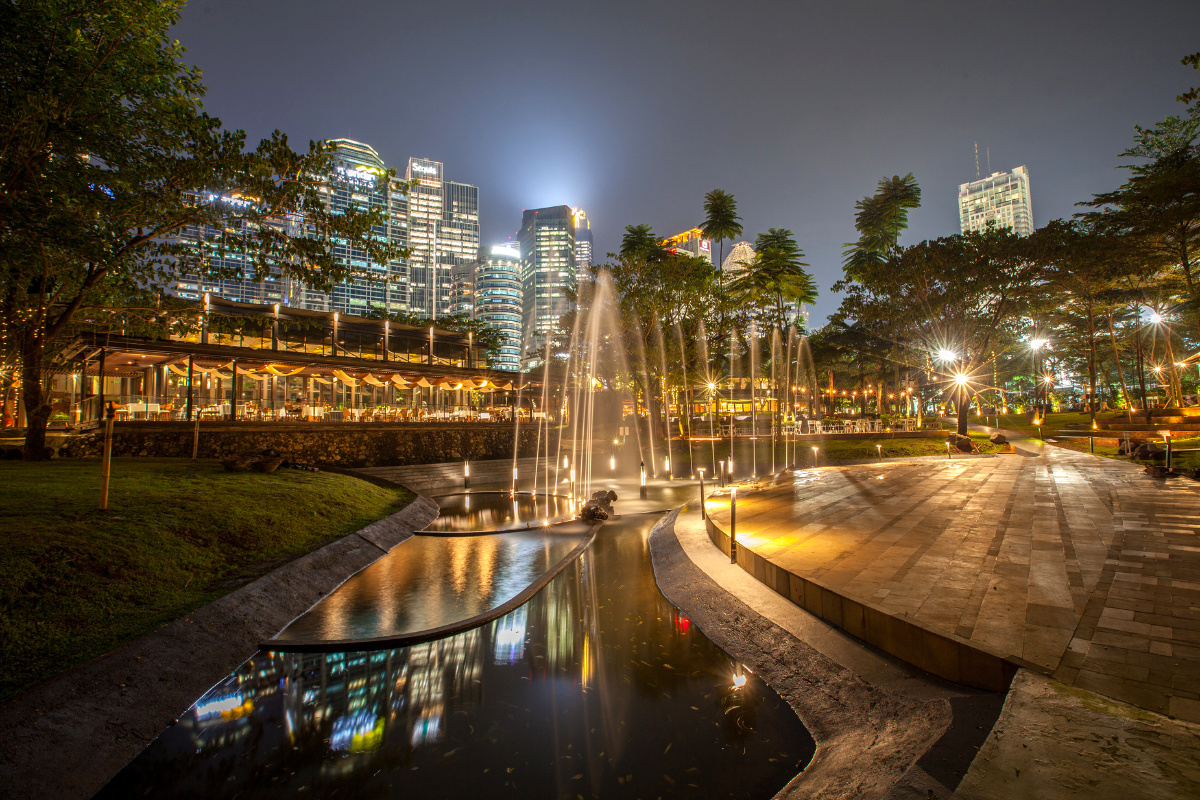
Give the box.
[174,141,478,319]
[662,228,712,264]
[405,157,480,319]
[573,208,593,272]
[519,206,576,362]
[958,166,1034,237]
[473,244,523,372]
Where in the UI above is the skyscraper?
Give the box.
[519,206,576,362]
[405,157,480,319]
[173,140,478,319]
[958,166,1034,237]
[573,208,593,272]
[473,244,523,371]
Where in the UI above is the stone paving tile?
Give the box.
[707,438,1200,722]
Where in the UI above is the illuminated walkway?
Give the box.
[704,438,1200,722]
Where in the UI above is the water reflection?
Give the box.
[424,492,574,532]
[97,514,813,799]
[276,530,588,643]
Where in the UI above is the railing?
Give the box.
[64,394,523,423]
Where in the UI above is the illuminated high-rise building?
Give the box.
[406,157,479,318]
[662,228,712,263]
[573,208,593,272]
[472,244,523,371]
[958,165,1034,237]
[173,141,478,319]
[519,206,576,363]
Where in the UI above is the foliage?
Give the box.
[0,0,399,459]
[727,228,817,333]
[699,189,744,272]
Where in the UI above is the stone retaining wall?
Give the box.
[53,422,540,467]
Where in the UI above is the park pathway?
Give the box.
[705,437,1200,722]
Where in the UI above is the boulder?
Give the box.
[989,433,1007,445]
[946,433,974,453]
[1131,442,1165,461]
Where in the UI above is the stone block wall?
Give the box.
[55,422,540,468]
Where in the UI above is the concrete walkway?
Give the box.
[704,437,1200,722]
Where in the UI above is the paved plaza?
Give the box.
[705,435,1200,722]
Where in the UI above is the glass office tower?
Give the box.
[174,141,478,319]
[519,206,576,364]
[473,244,523,371]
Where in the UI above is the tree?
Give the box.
[728,228,817,334]
[619,224,669,263]
[844,228,1045,434]
[699,189,743,274]
[1,0,397,459]
[841,173,922,279]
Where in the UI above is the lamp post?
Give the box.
[811,445,818,468]
[463,461,470,489]
[877,444,883,462]
[718,460,726,488]
[639,460,647,499]
[697,468,707,520]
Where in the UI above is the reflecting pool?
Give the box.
[275,526,590,643]
[423,491,576,532]
[96,512,814,798]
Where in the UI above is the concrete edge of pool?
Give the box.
[0,484,442,800]
[649,504,1010,800]
[262,520,601,652]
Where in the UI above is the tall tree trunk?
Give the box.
[956,385,970,436]
[1163,326,1184,408]
[20,329,52,461]
[1086,306,1098,423]
[1106,309,1135,423]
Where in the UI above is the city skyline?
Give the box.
[171,0,1200,326]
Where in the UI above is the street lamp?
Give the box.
[697,468,707,519]
[811,445,819,467]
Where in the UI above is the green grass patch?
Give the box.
[0,458,413,703]
[812,431,1005,463]
[987,411,1121,439]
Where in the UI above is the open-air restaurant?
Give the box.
[41,298,530,426]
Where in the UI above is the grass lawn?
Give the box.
[0,458,413,704]
[813,430,1006,464]
[985,411,1122,439]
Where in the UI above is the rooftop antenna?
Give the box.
[974,142,980,179]
[987,146,991,175]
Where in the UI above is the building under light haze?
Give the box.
[573,208,593,272]
[173,140,479,319]
[472,244,524,372]
[405,157,480,318]
[519,205,576,364]
[720,240,755,275]
[662,228,712,264]
[958,166,1034,237]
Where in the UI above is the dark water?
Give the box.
[96,511,814,799]
[275,526,590,643]
[423,492,576,532]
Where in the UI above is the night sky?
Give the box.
[173,0,1200,325]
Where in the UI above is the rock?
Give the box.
[1131,442,1165,460]
[946,433,974,453]
[989,433,1007,445]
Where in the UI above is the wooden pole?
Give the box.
[192,415,200,460]
[100,402,115,510]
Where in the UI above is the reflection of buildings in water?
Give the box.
[176,551,596,780]
[186,654,282,751]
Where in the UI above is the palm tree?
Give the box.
[620,224,669,263]
[842,173,921,279]
[730,228,818,333]
[700,189,743,274]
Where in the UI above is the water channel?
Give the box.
[96,477,815,799]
